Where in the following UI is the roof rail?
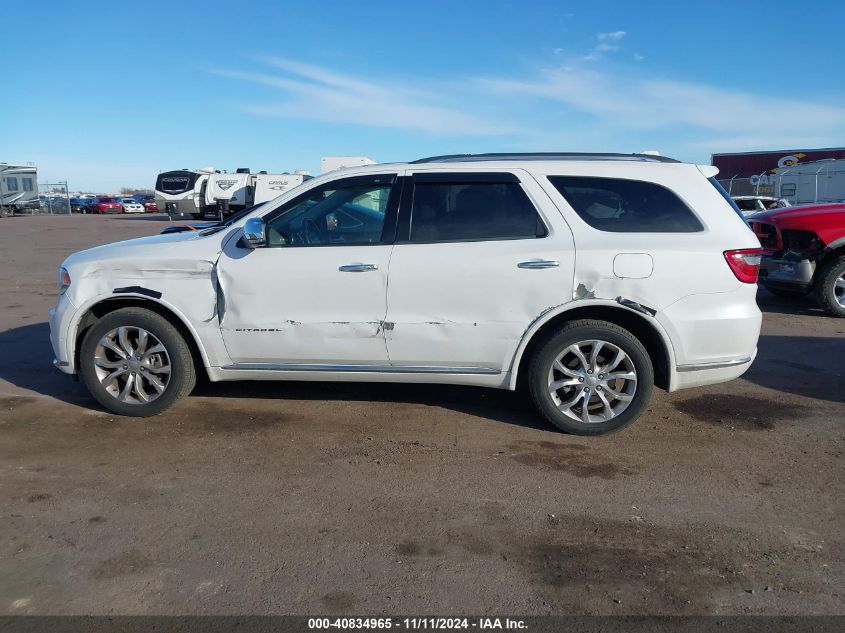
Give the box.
[410,152,680,164]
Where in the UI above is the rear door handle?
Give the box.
[518,259,560,269]
[339,263,378,272]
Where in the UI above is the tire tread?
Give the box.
[79,307,196,416]
[527,319,654,435]
[814,255,845,317]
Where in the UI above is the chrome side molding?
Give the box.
[676,357,753,372]
[222,363,501,375]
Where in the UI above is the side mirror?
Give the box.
[242,217,266,248]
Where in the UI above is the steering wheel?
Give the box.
[302,218,324,244]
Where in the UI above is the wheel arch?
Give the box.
[72,294,209,378]
[817,242,845,271]
[508,301,674,391]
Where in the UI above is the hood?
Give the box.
[751,203,845,245]
[61,230,222,276]
[753,203,845,224]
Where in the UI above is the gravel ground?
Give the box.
[0,214,843,616]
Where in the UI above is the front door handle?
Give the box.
[518,259,560,269]
[339,263,379,272]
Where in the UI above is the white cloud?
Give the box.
[597,31,626,41]
[584,30,626,60]
[210,58,514,136]
[208,54,845,160]
[478,65,845,138]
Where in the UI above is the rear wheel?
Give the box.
[815,255,845,317]
[79,308,196,416]
[528,320,654,435]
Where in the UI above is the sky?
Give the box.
[3,0,845,191]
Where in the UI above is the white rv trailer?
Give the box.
[154,166,216,218]
[773,159,845,205]
[204,169,312,219]
[320,156,376,174]
[1,163,39,216]
[253,171,310,205]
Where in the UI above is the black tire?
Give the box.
[814,255,845,317]
[763,285,810,299]
[79,307,196,416]
[527,319,654,435]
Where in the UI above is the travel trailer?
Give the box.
[1,163,38,216]
[204,169,312,219]
[773,159,845,205]
[154,167,216,218]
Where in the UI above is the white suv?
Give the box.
[49,153,763,435]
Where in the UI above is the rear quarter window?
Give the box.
[548,175,704,233]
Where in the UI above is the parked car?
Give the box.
[751,203,845,316]
[119,197,145,214]
[89,196,123,214]
[137,195,159,213]
[38,195,70,214]
[732,195,791,217]
[50,153,762,435]
[69,198,94,214]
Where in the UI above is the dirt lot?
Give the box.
[0,214,842,616]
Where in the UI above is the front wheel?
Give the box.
[79,307,196,416]
[527,320,654,435]
[815,255,845,317]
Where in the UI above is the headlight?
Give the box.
[58,267,71,294]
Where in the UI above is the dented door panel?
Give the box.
[216,240,392,364]
[385,170,575,371]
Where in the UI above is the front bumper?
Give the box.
[759,255,815,291]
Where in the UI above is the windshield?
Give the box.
[708,177,748,225]
[156,171,198,195]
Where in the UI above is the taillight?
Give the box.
[724,248,762,283]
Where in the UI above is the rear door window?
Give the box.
[406,174,546,242]
[549,175,704,232]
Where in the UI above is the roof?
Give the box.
[411,152,680,164]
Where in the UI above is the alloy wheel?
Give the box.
[547,339,638,423]
[93,327,171,404]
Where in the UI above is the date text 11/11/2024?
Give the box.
[307,617,528,630]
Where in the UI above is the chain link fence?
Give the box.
[719,161,845,205]
[35,181,71,214]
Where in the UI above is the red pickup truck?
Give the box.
[750,203,845,317]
